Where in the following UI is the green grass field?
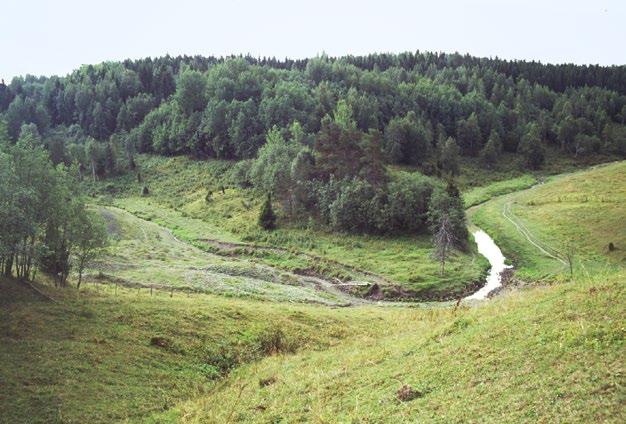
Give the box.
[471,161,626,280]
[163,269,625,423]
[463,174,537,208]
[92,205,353,305]
[3,270,622,423]
[0,278,417,423]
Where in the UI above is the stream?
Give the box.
[465,229,512,300]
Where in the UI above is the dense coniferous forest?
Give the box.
[1,52,625,235]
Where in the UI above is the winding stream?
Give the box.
[465,229,512,300]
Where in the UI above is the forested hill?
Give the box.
[1,51,625,175]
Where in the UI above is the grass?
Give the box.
[94,153,619,298]
[471,161,626,280]
[93,155,488,300]
[2,158,625,423]
[152,270,626,423]
[0,277,417,424]
[93,205,349,304]
[463,174,537,208]
[456,148,620,191]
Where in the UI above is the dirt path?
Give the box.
[501,199,567,265]
[496,161,623,266]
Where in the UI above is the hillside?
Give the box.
[4,269,622,423]
[90,155,489,300]
[471,161,626,280]
[2,4,626,423]
[2,162,625,423]
[2,52,625,194]
[0,277,418,423]
[162,270,625,423]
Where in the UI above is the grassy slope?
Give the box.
[471,161,626,280]
[456,148,619,191]
[94,155,487,299]
[94,205,348,304]
[2,160,625,423]
[0,278,416,424]
[463,174,537,208]
[156,159,624,423]
[160,270,625,423]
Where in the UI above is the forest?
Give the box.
[1,52,625,237]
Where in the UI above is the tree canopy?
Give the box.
[0,52,623,176]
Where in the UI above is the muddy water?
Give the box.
[465,229,512,300]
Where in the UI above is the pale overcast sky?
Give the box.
[2,0,624,80]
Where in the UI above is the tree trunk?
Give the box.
[91,160,97,182]
[4,254,13,277]
[24,236,35,281]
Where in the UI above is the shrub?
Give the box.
[386,173,437,233]
[329,178,381,232]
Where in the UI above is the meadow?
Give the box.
[164,269,625,423]
[0,277,418,423]
[471,161,626,280]
[2,246,622,423]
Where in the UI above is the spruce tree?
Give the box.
[258,193,277,230]
[438,137,461,176]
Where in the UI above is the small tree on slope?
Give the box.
[433,213,455,275]
[258,194,277,230]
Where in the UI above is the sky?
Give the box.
[2,0,625,80]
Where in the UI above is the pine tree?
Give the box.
[258,193,277,230]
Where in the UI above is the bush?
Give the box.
[386,173,437,233]
[329,178,381,232]
[228,159,253,188]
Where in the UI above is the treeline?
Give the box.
[2,51,624,239]
[0,123,107,287]
[1,52,625,177]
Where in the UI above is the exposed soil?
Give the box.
[486,268,521,298]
